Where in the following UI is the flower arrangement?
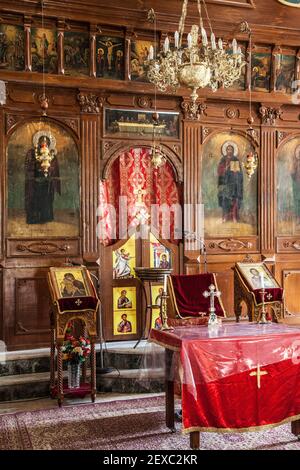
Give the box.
[62,323,91,364]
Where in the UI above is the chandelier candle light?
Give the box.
[147,0,245,117]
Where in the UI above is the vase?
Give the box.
[67,362,81,389]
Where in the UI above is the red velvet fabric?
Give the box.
[253,287,283,305]
[170,273,225,318]
[57,296,98,314]
[98,148,182,245]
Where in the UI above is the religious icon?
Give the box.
[218,141,244,224]
[291,145,300,224]
[0,24,24,71]
[25,130,61,225]
[117,289,133,309]
[48,267,94,301]
[277,0,300,6]
[251,51,272,92]
[113,248,135,279]
[7,120,80,238]
[105,109,180,138]
[31,28,58,74]
[202,132,257,237]
[60,272,87,297]
[277,137,300,235]
[130,39,154,81]
[149,233,172,268]
[236,263,279,290]
[64,31,89,76]
[117,313,132,333]
[96,36,124,79]
[275,54,296,94]
[113,286,137,335]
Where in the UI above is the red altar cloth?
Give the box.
[169,273,226,318]
[149,323,300,433]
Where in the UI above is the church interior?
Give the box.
[2,0,300,454]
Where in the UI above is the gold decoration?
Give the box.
[244,151,258,179]
[146,0,245,118]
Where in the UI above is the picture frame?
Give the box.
[105,108,180,139]
[48,266,95,301]
[236,262,280,291]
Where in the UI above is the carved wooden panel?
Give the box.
[207,237,259,254]
[277,238,300,253]
[6,238,80,258]
[283,270,300,315]
[3,268,51,349]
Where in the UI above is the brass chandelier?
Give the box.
[147,0,245,114]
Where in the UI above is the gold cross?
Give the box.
[249,365,268,389]
[133,185,146,205]
[75,299,82,306]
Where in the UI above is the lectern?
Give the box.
[48,266,99,406]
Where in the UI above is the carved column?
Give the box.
[182,102,204,259]
[57,19,65,75]
[260,105,281,254]
[24,17,32,72]
[125,29,132,81]
[78,92,102,261]
[90,25,97,78]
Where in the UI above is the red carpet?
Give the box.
[0,395,300,450]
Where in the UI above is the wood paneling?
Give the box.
[1,1,300,348]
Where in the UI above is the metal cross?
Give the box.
[249,364,268,389]
[203,284,221,313]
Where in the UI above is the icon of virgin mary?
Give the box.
[25,130,61,224]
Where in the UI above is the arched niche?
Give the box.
[202,130,258,238]
[6,119,80,239]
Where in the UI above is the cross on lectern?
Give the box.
[249,364,268,389]
[203,284,221,325]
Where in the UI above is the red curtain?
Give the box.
[98,148,181,246]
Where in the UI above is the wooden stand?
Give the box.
[234,265,284,323]
[48,267,99,407]
[49,308,98,407]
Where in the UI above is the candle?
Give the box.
[149,45,154,60]
[259,272,265,289]
[201,27,208,46]
[163,274,168,293]
[164,36,170,53]
[187,33,192,49]
[210,33,216,50]
[174,31,179,48]
[232,38,238,54]
[218,38,223,50]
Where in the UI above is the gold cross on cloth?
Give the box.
[75,299,82,306]
[249,365,268,389]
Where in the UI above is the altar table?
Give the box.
[149,323,300,449]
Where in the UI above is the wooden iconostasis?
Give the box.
[2,0,300,349]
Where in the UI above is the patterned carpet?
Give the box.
[0,395,300,450]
